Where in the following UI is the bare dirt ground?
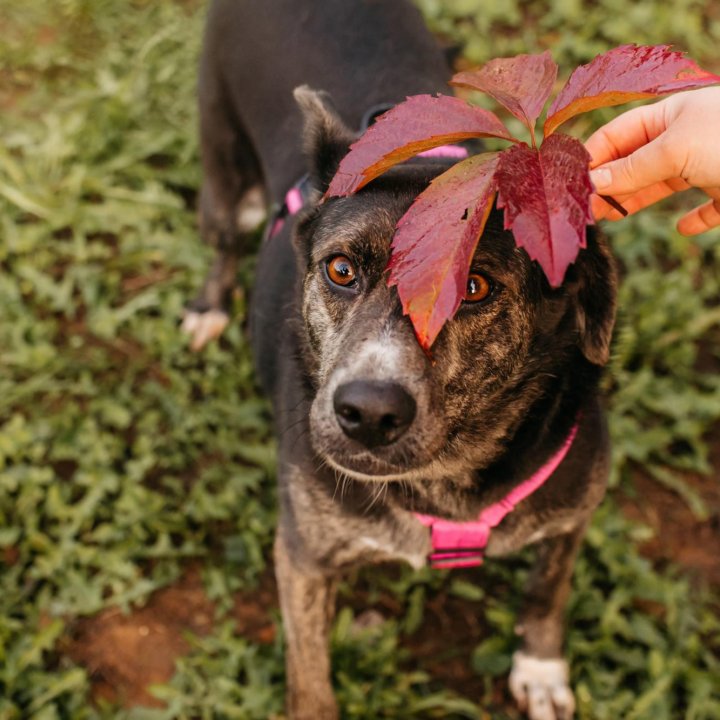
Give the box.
[66,568,277,708]
[65,465,720,710]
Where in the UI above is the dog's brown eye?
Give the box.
[465,273,492,303]
[326,255,357,287]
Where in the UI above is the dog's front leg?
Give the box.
[184,48,266,351]
[182,178,265,350]
[274,531,339,720]
[509,525,586,720]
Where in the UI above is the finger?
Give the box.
[589,131,685,198]
[589,196,610,222]
[677,197,720,236]
[590,181,676,221]
[591,188,642,221]
[585,103,667,168]
[619,177,689,215]
[590,193,628,222]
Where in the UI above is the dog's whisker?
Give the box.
[341,473,352,502]
[278,416,306,438]
[361,478,389,514]
[288,427,311,455]
[280,415,307,437]
[321,457,356,505]
[331,468,342,501]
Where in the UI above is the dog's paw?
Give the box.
[350,609,385,636]
[181,309,230,351]
[508,651,575,720]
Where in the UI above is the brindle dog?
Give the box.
[185,2,617,719]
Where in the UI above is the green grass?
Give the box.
[1,1,719,718]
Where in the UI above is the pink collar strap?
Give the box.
[415,423,578,569]
[269,182,307,239]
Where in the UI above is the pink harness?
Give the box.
[415,424,578,569]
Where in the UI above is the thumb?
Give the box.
[589,135,676,196]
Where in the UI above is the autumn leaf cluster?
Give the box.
[327,45,720,349]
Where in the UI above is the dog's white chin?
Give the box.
[322,453,421,483]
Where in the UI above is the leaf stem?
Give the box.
[599,194,628,217]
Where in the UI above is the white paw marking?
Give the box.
[357,536,426,569]
[236,185,267,232]
[509,652,575,720]
[181,309,229,351]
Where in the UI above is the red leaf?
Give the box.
[544,44,720,136]
[451,51,558,135]
[326,95,511,197]
[388,154,499,350]
[496,135,592,287]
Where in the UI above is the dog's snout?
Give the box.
[333,380,416,448]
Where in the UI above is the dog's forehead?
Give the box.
[309,192,406,262]
[308,181,539,296]
[472,216,538,291]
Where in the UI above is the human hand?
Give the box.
[585,87,720,235]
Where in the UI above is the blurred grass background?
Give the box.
[1,0,719,718]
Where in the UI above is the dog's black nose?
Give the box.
[333,380,416,448]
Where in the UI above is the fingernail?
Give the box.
[590,168,612,191]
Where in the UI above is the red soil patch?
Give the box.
[620,469,720,587]
[66,567,276,707]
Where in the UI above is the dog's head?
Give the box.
[293,88,617,483]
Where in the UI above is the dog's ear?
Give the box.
[568,228,617,366]
[294,85,355,193]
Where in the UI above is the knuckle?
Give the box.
[654,133,684,179]
[699,200,720,228]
